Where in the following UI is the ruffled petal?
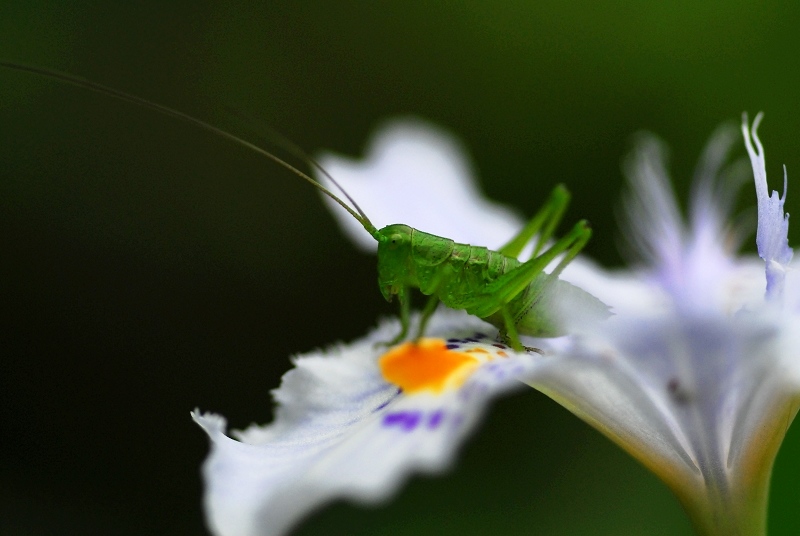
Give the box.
[194,311,542,536]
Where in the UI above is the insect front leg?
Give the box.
[410,268,448,342]
[414,294,441,341]
[385,286,411,346]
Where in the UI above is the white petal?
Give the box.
[194,311,541,536]
[534,302,799,530]
[777,314,800,389]
[315,118,525,252]
[560,257,665,316]
[530,333,700,488]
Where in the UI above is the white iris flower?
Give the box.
[195,115,800,536]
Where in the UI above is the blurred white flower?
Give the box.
[531,115,800,536]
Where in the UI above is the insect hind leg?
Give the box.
[548,218,591,278]
[477,220,592,315]
[497,307,545,354]
[498,184,571,259]
[473,220,592,350]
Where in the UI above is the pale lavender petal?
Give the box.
[547,121,800,532]
[742,113,794,299]
[688,124,741,240]
[622,128,742,313]
[621,134,685,284]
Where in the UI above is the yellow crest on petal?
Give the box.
[380,338,508,394]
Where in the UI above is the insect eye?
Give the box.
[388,233,403,249]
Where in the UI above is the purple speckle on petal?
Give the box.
[446,343,460,350]
[473,382,490,396]
[373,398,393,412]
[427,410,445,429]
[383,411,422,431]
[492,343,508,349]
[450,414,464,430]
[458,381,488,401]
[446,338,461,343]
[458,384,475,401]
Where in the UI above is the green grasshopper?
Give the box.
[1,62,608,352]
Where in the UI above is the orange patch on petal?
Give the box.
[379,339,480,394]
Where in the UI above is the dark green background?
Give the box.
[2,2,799,535]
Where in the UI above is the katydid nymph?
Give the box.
[1,62,609,352]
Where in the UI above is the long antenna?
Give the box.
[0,61,379,237]
[221,105,374,227]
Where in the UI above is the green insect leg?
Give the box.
[504,223,593,345]
[547,220,591,278]
[475,220,592,317]
[499,306,524,352]
[476,220,592,350]
[498,184,571,259]
[386,286,411,346]
[414,294,441,342]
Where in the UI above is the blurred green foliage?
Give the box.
[1,1,799,535]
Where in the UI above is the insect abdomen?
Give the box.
[421,243,519,308]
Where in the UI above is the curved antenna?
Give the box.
[0,61,379,237]
[222,105,373,227]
